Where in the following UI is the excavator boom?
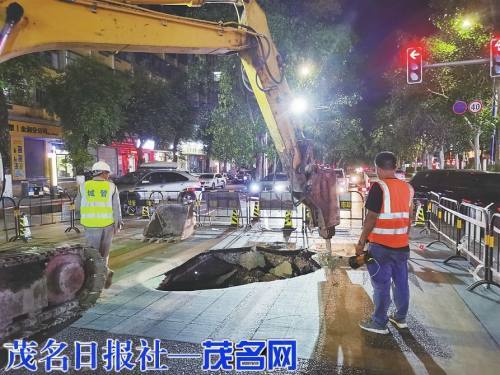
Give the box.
[0,0,295,168]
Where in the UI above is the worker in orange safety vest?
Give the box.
[355,151,414,334]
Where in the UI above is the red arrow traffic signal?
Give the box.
[491,38,500,78]
[407,47,423,84]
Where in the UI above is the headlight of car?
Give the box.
[249,182,260,193]
[274,183,286,193]
[350,176,359,184]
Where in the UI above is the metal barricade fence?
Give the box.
[456,202,489,267]
[426,192,441,236]
[0,197,17,242]
[459,206,499,290]
[436,197,460,246]
[338,190,365,228]
[0,192,79,243]
[424,191,499,291]
[17,194,73,227]
[489,214,500,287]
[198,190,246,227]
[256,191,300,230]
[119,190,196,218]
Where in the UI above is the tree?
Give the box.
[190,0,362,170]
[260,0,363,167]
[206,57,267,168]
[424,8,497,169]
[166,72,195,161]
[0,54,47,170]
[122,68,194,163]
[374,2,499,170]
[45,57,130,173]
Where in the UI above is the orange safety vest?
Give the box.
[368,179,414,248]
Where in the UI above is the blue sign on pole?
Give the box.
[453,100,467,115]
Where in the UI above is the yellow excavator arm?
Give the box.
[0,0,339,237]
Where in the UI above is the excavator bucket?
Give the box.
[143,203,196,241]
[303,168,340,239]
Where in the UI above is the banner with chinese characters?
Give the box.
[10,137,25,180]
[9,120,63,139]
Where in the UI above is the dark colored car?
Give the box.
[232,171,252,185]
[409,170,500,209]
[249,173,289,195]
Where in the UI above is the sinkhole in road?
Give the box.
[158,246,321,291]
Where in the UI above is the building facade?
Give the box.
[6,49,218,183]
[8,104,66,182]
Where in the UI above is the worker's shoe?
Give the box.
[359,319,389,335]
[389,314,408,329]
[105,269,114,289]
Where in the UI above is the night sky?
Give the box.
[341,0,434,128]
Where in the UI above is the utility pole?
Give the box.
[494,77,500,164]
[487,0,499,164]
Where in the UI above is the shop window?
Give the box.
[164,172,188,183]
[141,172,164,185]
[56,154,74,179]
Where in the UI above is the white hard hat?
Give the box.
[92,161,111,173]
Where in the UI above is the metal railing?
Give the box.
[0,191,80,242]
[119,189,197,218]
[424,191,500,291]
[198,190,247,228]
[339,190,365,227]
[489,214,500,283]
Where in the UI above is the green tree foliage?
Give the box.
[186,0,362,168]
[0,55,47,169]
[259,0,362,166]
[122,68,194,162]
[374,2,498,168]
[45,57,131,173]
[206,57,268,167]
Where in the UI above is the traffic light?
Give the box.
[407,47,423,84]
[491,38,500,78]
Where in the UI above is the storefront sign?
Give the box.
[9,121,63,139]
[11,138,26,179]
[181,141,205,156]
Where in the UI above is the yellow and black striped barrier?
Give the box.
[414,204,426,226]
[252,201,260,221]
[283,210,294,230]
[230,209,239,227]
[142,206,150,219]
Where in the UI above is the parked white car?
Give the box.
[199,173,225,189]
[115,169,201,206]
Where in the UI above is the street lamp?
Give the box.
[461,17,473,29]
[457,14,478,31]
[291,97,308,115]
[298,63,313,78]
